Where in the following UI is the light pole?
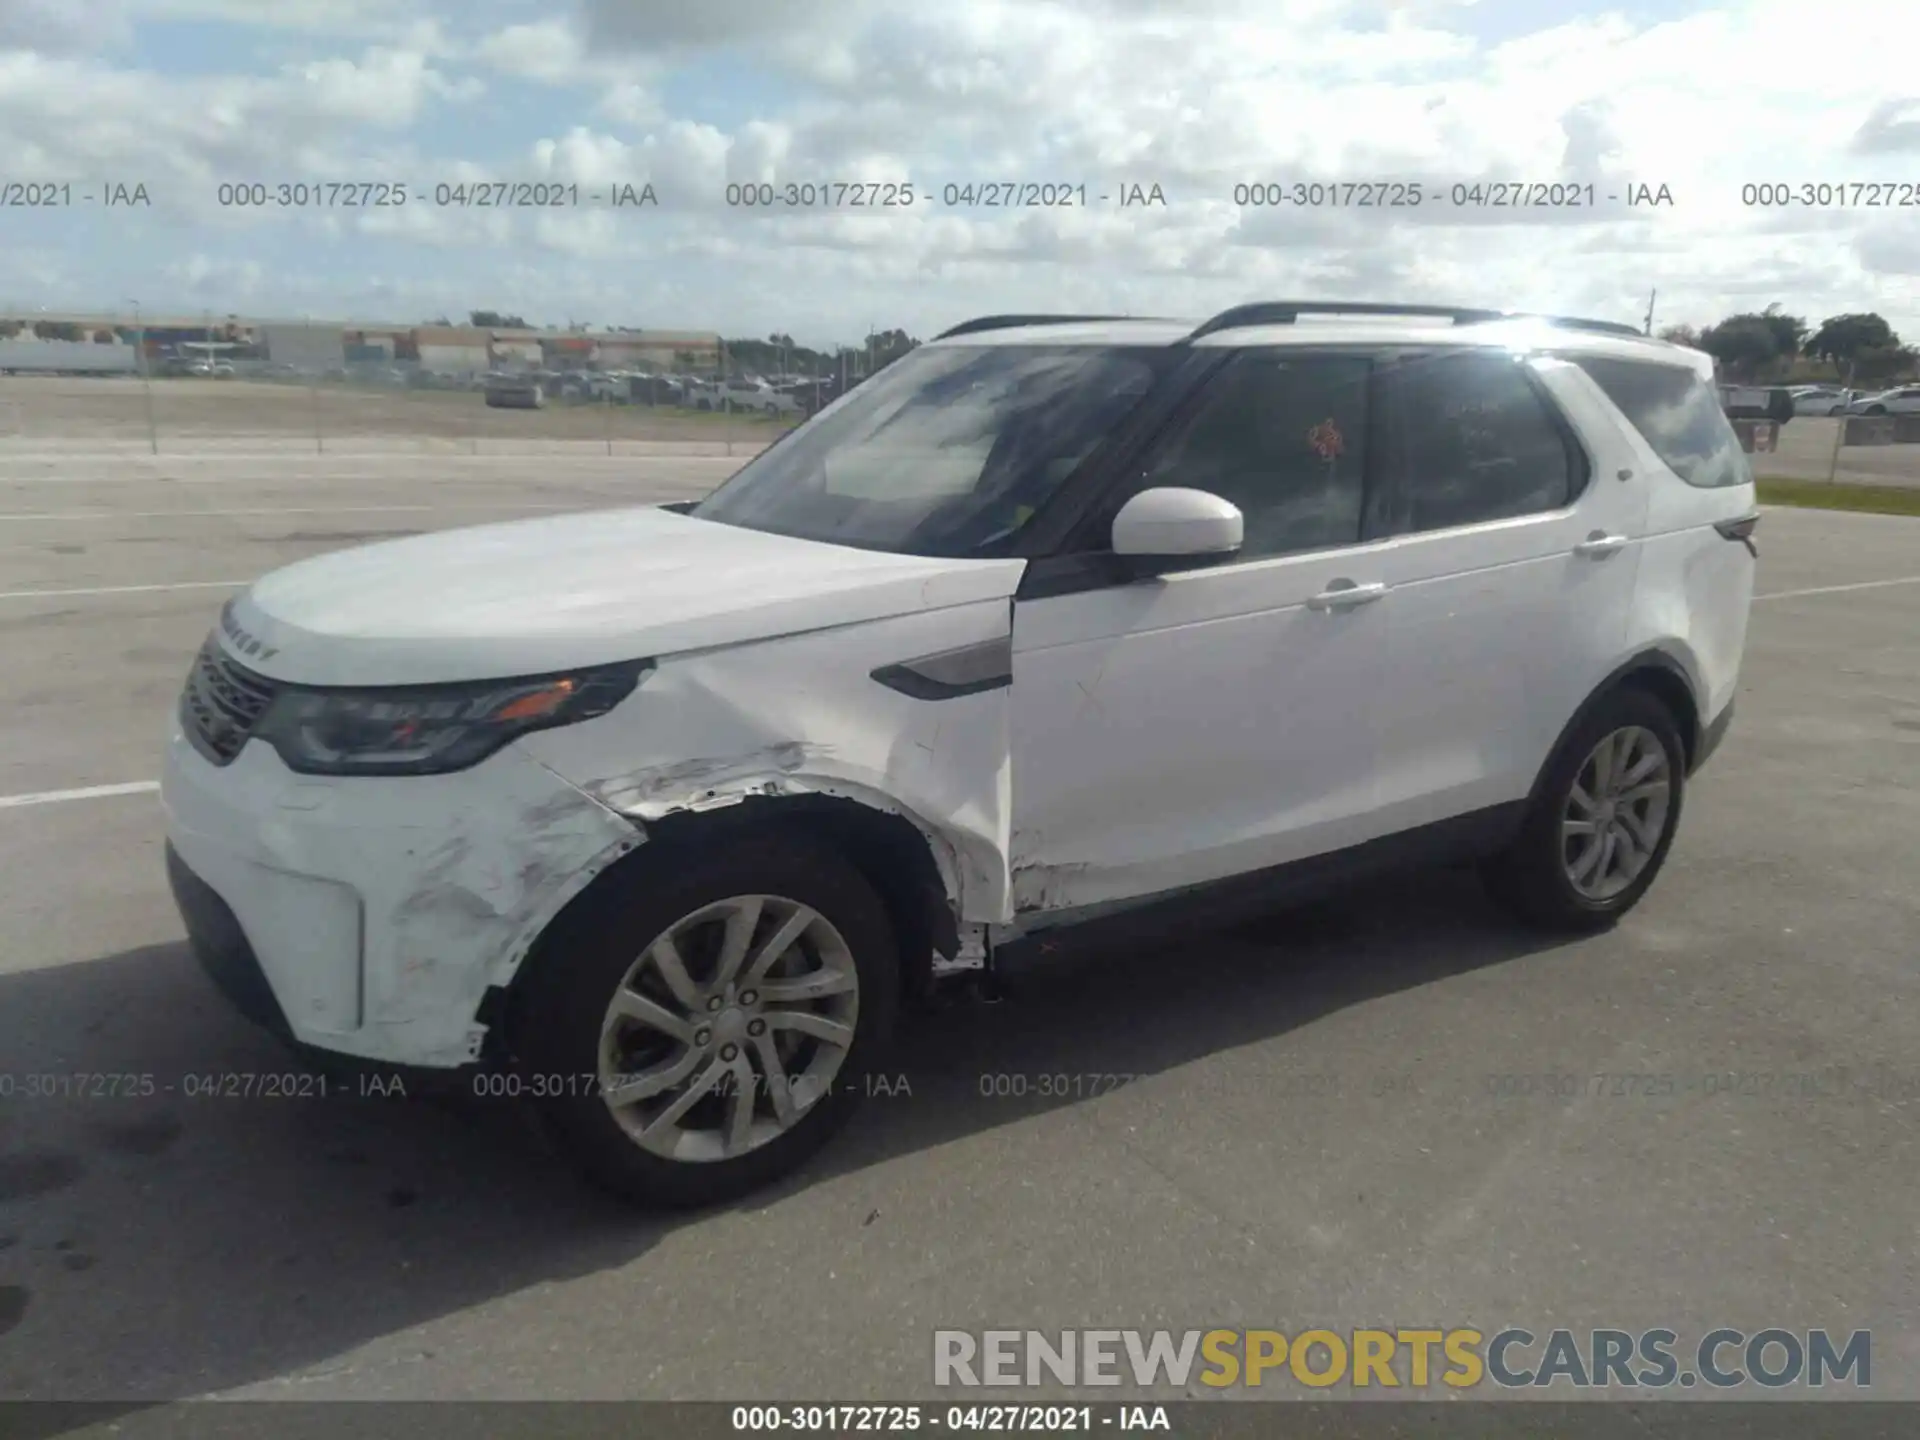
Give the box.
[127,299,157,455]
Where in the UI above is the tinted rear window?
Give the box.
[1571,356,1751,489]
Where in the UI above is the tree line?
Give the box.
[0,320,120,343]
[1659,306,1916,386]
[721,329,920,379]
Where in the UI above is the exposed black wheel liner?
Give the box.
[510,831,901,1209]
[1480,685,1687,934]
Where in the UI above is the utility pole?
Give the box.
[128,298,157,455]
[1643,289,1657,337]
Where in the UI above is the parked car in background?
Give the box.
[715,378,801,414]
[483,376,546,409]
[790,375,858,415]
[1788,385,1853,416]
[1844,386,1920,416]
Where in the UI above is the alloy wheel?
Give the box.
[1561,725,1673,902]
[597,895,860,1163]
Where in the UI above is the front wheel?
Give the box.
[512,834,900,1207]
[1480,687,1687,933]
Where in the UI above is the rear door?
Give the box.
[1565,354,1759,728]
[1366,348,1650,834]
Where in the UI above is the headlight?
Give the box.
[255,659,651,776]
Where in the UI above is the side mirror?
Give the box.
[1111,487,1243,564]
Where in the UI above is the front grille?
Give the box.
[180,639,279,765]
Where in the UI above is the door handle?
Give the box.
[1307,579,1387,611]
[1573,531,1628,558]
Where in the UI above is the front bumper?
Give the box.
[161,726,641,1067]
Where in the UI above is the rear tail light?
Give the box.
[1714,512,1760,556]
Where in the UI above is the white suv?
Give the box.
[163,302,1758,1206]
[718,378,800,414]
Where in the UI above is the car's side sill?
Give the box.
[1691,696,1735,775]
[990,801,1526,974]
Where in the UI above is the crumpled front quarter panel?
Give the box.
[517,600,1017,923]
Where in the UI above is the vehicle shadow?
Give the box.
[0,865,1559,1406]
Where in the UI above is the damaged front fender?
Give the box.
[515,600,1019,927]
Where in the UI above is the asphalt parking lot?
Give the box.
[0,445,1916,1408]
[1750,415,1920,488]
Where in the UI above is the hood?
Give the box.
[224,505,1026,686]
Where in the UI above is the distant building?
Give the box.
[543,334,599,368]
[343,328,402,363]
[598,330,721,370]
[0,338,138,374]
[259,322,345,371]
[489,329,544,368]
[4,312,723,373]
[412,325,491,374]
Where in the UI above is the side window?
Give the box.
[1111,352,1370,561]
[1378,351,1582,534]
[1571,356,1751,489]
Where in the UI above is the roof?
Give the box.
[413,326,490,346]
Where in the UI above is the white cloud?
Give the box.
[0,0,135,53]
[3,0,1920,343]
[473,20,586,85]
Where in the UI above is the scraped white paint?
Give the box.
[0,780,160,809]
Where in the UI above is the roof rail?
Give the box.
[1183,301,1645,342]
[933,314,1164,340]
[1511,314,1648,338]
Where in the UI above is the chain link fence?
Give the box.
[0,314,859,457]
[5,315,1917,489]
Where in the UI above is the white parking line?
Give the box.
[0,579,244,601]
[0,503,579,521]
[0,780,160,810]
[0,458,748,482]
[1754,575,1920,602]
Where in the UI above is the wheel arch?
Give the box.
[482,793,958,1061]
[1526,648,1704,812]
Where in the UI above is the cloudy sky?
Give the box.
[1,0,1917,349]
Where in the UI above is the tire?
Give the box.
[511,832,900,1208]
[1867,405,1887,416]
[1480,686,1687,934]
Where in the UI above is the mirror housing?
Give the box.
[1111,487,1244,565]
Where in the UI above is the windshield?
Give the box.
[689,344,1173,557]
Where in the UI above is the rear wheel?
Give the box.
[1481,687,1686,933]
[512,834,899,1207]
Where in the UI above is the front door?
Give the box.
[1006,348,1396,917]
